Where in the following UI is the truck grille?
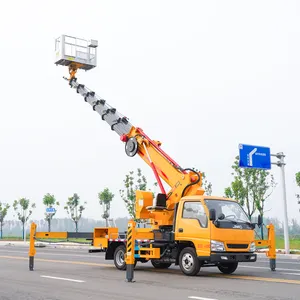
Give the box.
[227,244,248,249]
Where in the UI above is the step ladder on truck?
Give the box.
[28,34,276,282]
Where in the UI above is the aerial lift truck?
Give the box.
[28,34,276,280]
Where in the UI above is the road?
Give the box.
[0,245,300,300]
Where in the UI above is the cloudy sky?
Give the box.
[1,0,299,225]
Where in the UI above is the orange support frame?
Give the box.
[125,220,136,282]
[255,224,276,271]
[28,222,69,271]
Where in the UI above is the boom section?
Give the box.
[67,78,203,209]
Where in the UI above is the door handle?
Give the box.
[178,228,183,232]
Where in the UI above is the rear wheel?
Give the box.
[151,260,172,269]
[113,244,137,270]
[217,262,238,274]
[114,245,127,270]
[179,247,201,276]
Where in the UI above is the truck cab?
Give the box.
[173,195,256,275]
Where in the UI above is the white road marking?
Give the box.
[239,265,300,272]
[281,273,300,276]
[188,297,218,300]
[41,275,85,283]
[258,259,300,265]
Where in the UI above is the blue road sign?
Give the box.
[239,144,271,170]
[46,207,56,213]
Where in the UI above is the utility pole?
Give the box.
[271,152,290,254]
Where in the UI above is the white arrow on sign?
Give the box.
[247,148,257,166]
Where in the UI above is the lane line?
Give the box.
[282,273,300,276]
[41,275,85,283]
[1,255,300,285]
[0,255,114,268]
[239,265,300,272]
[257,260,300,265]
[212,274,300,285]
[188,296,218,300]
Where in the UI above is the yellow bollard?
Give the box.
[125,220,136,282]
[28,222,37,271]
[267,224,276,271]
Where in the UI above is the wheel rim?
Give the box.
[116,249,125,267]
[182,253,194,271]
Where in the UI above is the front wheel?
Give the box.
[179,247,201,276]
[151,260,172,269]
[217,262,238,274]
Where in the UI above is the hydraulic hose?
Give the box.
[181,168,201,197]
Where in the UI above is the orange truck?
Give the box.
[65,71,276,278]
[28,34,277,279]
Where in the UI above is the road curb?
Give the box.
[256,252,300,259]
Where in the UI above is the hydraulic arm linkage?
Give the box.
[65,76,204,226]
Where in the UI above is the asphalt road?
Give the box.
[0,245,300,300]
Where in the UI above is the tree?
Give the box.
[13,198,36,239]
[98,188,114,227]
[296,172,300,187]
[119,168,148,220]
[43,193,59,232]
[202,172,213,196]
[64,193,86,233]
[0,202,10,239]
[224,156,276,228]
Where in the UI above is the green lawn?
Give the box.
[275,236,300,250]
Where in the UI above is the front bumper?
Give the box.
[210,252,257,263]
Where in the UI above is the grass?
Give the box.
[275,236,300,250]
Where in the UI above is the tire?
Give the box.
[114,245,127,270]
[217,262,238,274]
[113,244,137,271]
[151,260,172,269]
[179,247,201,276]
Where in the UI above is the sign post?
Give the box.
[271,152,289,254]
[45,207,56,232]
[46,207,56,214]
[238,144,289,254]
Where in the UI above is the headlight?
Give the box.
[249,242,256,252]
[211,240,225,252]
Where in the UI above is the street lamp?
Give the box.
[271,152,289,254]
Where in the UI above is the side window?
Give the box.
[182,202,208,228]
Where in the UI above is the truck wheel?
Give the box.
[217,262,238,274]
[179,247,201,276]
[151,260,172,269]
[114,244,137,271]
[114,245,127,270]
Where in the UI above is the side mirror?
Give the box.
[218,213,225,220]
[209,209,216,221]
[257,215,262,227]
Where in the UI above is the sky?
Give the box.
[0,0,300,225]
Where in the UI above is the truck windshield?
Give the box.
[205,199,250,223]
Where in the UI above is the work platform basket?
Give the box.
[54,35,98,70]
